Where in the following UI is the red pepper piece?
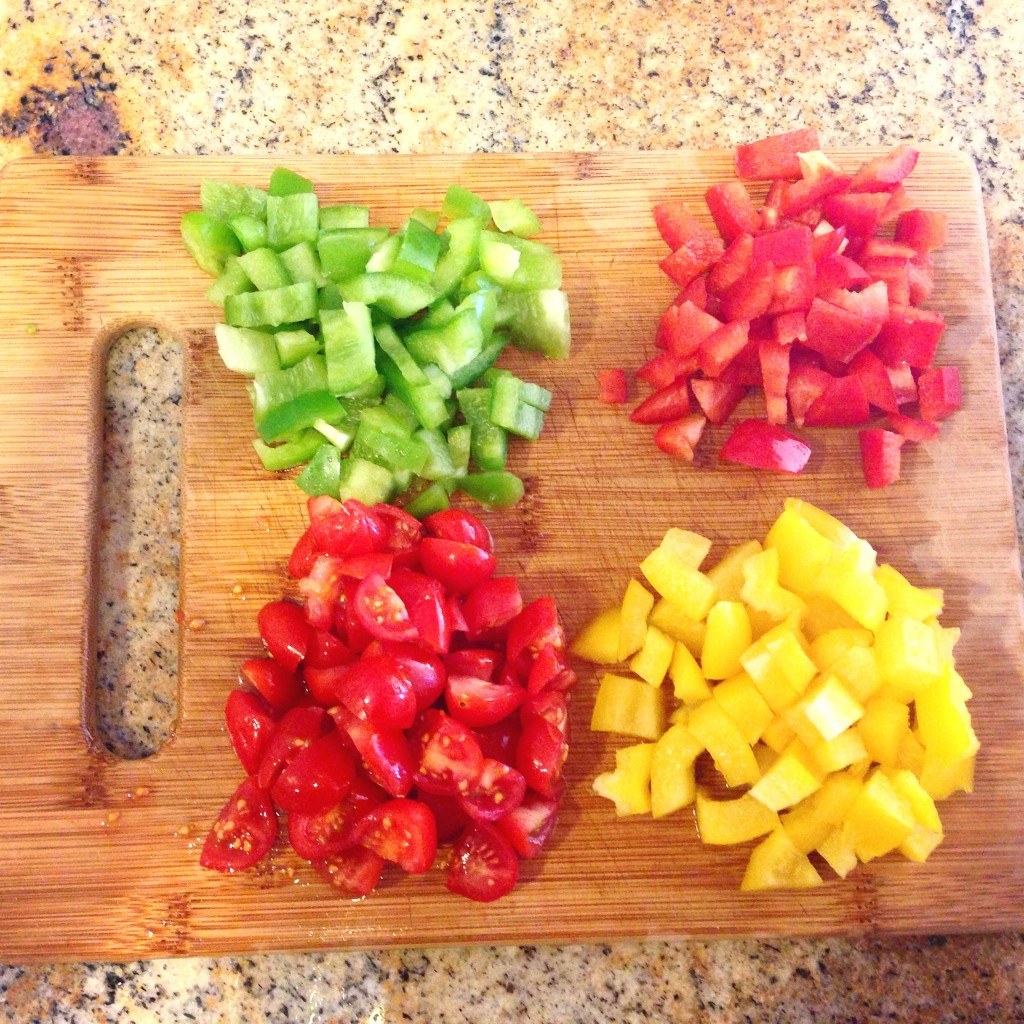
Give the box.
[896,209,949,254]
[822,192,889,237]
[803,373,870,427]
[719,419,811,474]
[659,232,726,287]
[699,319,750,378]
[708,234,754,296]
[824,280,889,325]
[661,300,722,357]
[691,378,747,426]
[766,262,815,316]
[814,254,870,295]
[782,173,853,217]
[811,224,847,263]
[872,306,945,368]
[630,378,692,424]
[721,259,775,322]
[653,201,704,250]
[752,225,813,267]
[887,362,918,406]
[704,181,758,243]
[849,145,919,193]
[787,362,832,426]
[907,254,935,306]
[734,127,821,180]
[597,368,628,405]
[758,339,791,425]
[849,349,899,414]
[804,297,880,363]
[859,429,905,488]
[636,351,698,390]
[773,310,807,346]
[917,366,962,422]
[654,413,707,461]
[678,274,709,311]
[880,184,915,224]
[888,412,940,442]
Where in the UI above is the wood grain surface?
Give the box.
[0,151,1021,964]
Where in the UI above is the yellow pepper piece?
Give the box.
[696,790,779,845]
[811,769,863,825]
[592,742,656,815]
[629,625,674,686]
[874,614,943,695]
[857,696,910,766]
[782,497,858,546]
[741,827,823,891]
[713,672,773,746]
[807,727,869,775]
[802,674,864,742]
[669,641,712,704]
[764,505,836,597]
[817,824,858,879]
[740,623,817,712]
[640,529,716,621]
[801,595,861,640]
[873,563,944,622]
[648,599,706,657]
[687,699,761,787]
[812,544,887,631]
[810,627,874,673]
[650,724,703,818]
[741,547,807,621]
[706,539,762,602]
[829,645,883,704]
[845,768,915,862]
[915,670,980,765]
[617,579,655,661]
[570,606,621,664]
[590,673,665,740]
[760,714,796,754]
[749,738,823,811]
[701,601,752,680]
[919,750,975,800]
[780,799,831,854]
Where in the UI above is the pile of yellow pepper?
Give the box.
[572,500,978,890]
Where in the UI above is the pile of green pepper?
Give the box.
[181,169,571,514]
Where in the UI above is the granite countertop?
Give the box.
[3,0,1024,1020]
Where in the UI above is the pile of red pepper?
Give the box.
[605,128,960,487]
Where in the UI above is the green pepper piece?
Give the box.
[319,283,345,311]
[252,428,324,471]
[228,213,269,252]
[457,387,507,471]
[495,289,572,359]
[237,247,292,291]
[267,193,319,249]
[431,218,481,299]
[410,208,441,232]
[206,257,254,308]
[274,328,319,368]
[479,231,562,291]
[417,298,457,331]
[488,373,546,440]
[251,354,343,441]
[318,228,390,282]
[256,390,344,443]
[201,180,268,221]
[181,211,241,276]
[312,417,355,451]
[421,363,453,399]
[337,457,395,505]
[338,374,387,416]
[320,204,371,230]
[454,471,524,509]
[383,392,420,435]
[405,308,484,377]
[322,302,377,396]
[376,350,450,432]
[442,185,491,224]
[279,242,327,288]
[416,428,457,480]
[458,270,499,299]
[489,199,542,238]
[456,289,498,341]
[393,218,442,281]
[269,167,315,196]
[352,416,430,475]
[296,443,342,497]
[365,233,401,274]
[225,281,318,328]
[338,273,436,319]
[481,368,552,411]
[404,482,450,518]
[446,331,510,390]
[446,423,472,477]
[215,323,281,375]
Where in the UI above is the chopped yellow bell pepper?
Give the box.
[640,529,716,621]
[803,674,864,741]
[845,768,915,862]
[648,599,707,657]
[617,579,655,661]
[669,641,712,704]
[810,627,874,673]
[706,539,762,602]
[687,699,761,787]
[857,696,910,766]
[874,563,944,621]
[780,799,831,854]
[741,827,823,891]
[570,606,621,664]
[701,601,752,680]
[650,724,703,818]
[697,789,779,845]
[874,614,943,694]
[765,505,836,596]
[629,625,674,686]
[741,547,807,621]
[812,544,887,631]
[749,738,823,811]
[592,742,656,815]
[590,672,665,740]
[713,672,773,745]
[915,670,979,765]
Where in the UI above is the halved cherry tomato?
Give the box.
[496,793,560,860]
[257,601,311,672]
[419,538,496,594]
[315,846,385,897]
[423,509,493,553]
[446,648,501,682]
[256,705,330,791]
[516,717,568,797]
[388,569,451,654]
[417,790,471,841]
[474,716,522,764]
[373,504,423,568]
[506,597,565,678]
[240,657,304,712]
[270,728,355,815]
[521,690,569,737]
[462,576,523,639]
[459,758,527,823]
[352,798,438,874]
[411,709,484,796]
[287,525,319,579]
[298,555,347,630]
[287,776,386,861]
[303,663,351,707]
[307,495,343,522]
[305,629,354,670]
[374,640,447,712]
[446,673,525,729]
[330,704,415,798]
[353,572,418,643]
[446,823,519,903]
[225,690,277,775]
[339,652,417,731]
[335,552,395,580]
[200,776,278,872]
[309,499,386,557]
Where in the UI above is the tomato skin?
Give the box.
[305,629,354,670]
[459,758,527,823]
[339,652,417,731]
[270,729,355,815]
[287,776,386,861]
[516,717,568,797]
[521,690,569,737]
[446,674,525,729]
[423,509,493,553]
[353,572,419,644]
[302,663,351,707]
[527,648,577,696]
[240,657,305,712]
[388,570,452,654]
[299,555,347,630]
[462,577,523,640]
[225,690,277,776]
[445,648,501,682]
[309,500,387,557]
[200,776,278,872]
[374,640,447,712]
[287,525,319,579]
[506,598,565,678]
[373,504,424,568]
[329,704,415,798]
[419,538,496,594]
[446,823,519,903]
[411,709,485,797]
[496,793,560,860]
[256,706,330,791]
[417,790,471,841]
[257,600,311,672]
[352,798,438,874]
[473,716,522,764]
[315,846,385,897]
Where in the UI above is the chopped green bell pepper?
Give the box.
[237,248,292,291]
[431,218,481,298]
[318,228,390,281]
[489,198,542,238]
[201,179,268,221]
[442,185,491,224]
[267,193,319,249]
[253,428,325,471]
[225,281,318,328]
[338,273,436,319]
[403,481,450,518]
[206,257,254,308]
[495,289,572,359]
[296,442,342,497]
[181,211,241,276]
[269,167,315,196]
[228,213,269,252]
[479,231,562,291]
[405,308,484,377]
[279,242,327,288]
[274,328,319,368]
[216,323,281,375]
[322,302,377,395]
[320,204,371,230]
[453,471,524,509]
[338,457,395,505]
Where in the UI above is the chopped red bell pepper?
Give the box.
[896,209,949,254]
[824,280,889,325]
[849,349,899,414]
[849,145,919,193]
[719,419,811,474]
[804,297,880,363]
[718,339,763,387]
[917,366,962,422]
[860,238,917,262]
[880,184,915,224]
[822,191,889,237]
[704,181,758,243]
[691,378,747,426]
[720,259,775,321]
[803,373,870,427]
[652,201,704,250]
[859,429,905,488]
[811,224,847,262]
[753,225,813,267]
[773,310,807,346]
[862,257,911,306]
[636,351,698,390]
[654,413,706,461]
[699,319,750,378]
[735,127,821,180]
[678,274,709,311]
[708,234,754,296]
[597,368,628,405]
[787,362,832,426]
[888,412,940,442]
[659,233,726,287]
[886,362,918,405]
[814,254,870,295]
[767,262,815,316]
[907,254,935,305]
[759,339,791,425]
[782,172,852,216]
[630,378,692,424]
[872,305,945,368]
[658,300,722,357]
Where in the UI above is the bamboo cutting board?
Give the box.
[0,151,1022,964]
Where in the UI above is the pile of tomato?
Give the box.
[201,498,575,902]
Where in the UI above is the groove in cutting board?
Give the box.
[0,151,1021,963]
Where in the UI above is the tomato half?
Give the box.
[240,657,304,713]
[462,577,523,639]
[330,704,415,798]
[516,717,568,797]
[315,846,385,897]
[446,823,519,903]
[496,793,560,859]
[309,499,387,557]
[225,690,277,776]
[257,600,312,672]
[353,572,419,643]
[411,709,484,796]
[200,776,277,872]
[521,690,569,737]
[256,705,330,791]
[305,629,354,670]
[373,504,423,568]
[506,598,565,678]
[298,555,347,630]
[459,758,527,823]
[287,776,386,861]
[473,716,522,764]
[445,648,501,681]
[526,644,576,696]
[374,640,447,712]
[445,673,525,729]
[388,569,452,654]
[419,538,496,594]
[416,790,471,842]
[270,728,356,815]
[339,652,417,731]
[352,798,438,874]
[423,509,493,553]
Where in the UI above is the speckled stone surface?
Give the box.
[3,0,1024,1020]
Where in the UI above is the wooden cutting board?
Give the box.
[1,151,1022,964]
